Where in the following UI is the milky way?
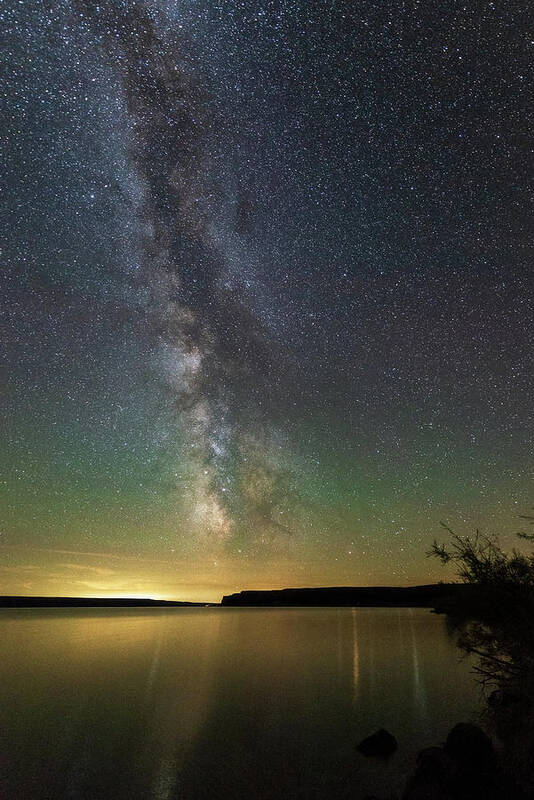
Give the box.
[75,1,298,549]
[2,1,534,600]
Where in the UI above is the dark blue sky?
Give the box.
[2,0,534,600]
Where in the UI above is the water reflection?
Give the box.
[0,608,478,799]
[351,608,359,693]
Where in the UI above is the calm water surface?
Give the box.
[0,607,479,799]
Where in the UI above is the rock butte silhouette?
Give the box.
[0,583,465,608]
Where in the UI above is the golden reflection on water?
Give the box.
[351,607,359,693]
[0,608,478,800]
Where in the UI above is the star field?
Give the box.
[2,0,534,600]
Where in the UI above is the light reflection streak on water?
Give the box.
[408,608,428,721]
[351,607,359,697]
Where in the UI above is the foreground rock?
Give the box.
[403,722,528,800]
[357,729,398,758]
[402,745,455,799]
[444,722,494,772]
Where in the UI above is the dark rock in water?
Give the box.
[402,747,455,799]
[403,723,530,800]
[403,781,452,799]
[363,796,391,800]
[444,723,494,771]
[357,728,398,758]
[415,746,454,782]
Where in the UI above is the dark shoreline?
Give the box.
[0,583,465,609]
[221,583,465,608]
[0,596,216,608]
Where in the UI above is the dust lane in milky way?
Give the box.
[2,1,534,600]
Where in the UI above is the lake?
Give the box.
[0,607,480,799]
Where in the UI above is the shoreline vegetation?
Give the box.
[401,525,534,799]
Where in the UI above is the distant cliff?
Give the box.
[221,584,465,608]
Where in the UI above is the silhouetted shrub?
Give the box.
[429,517,534,698]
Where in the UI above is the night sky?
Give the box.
[2,0,534,601]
